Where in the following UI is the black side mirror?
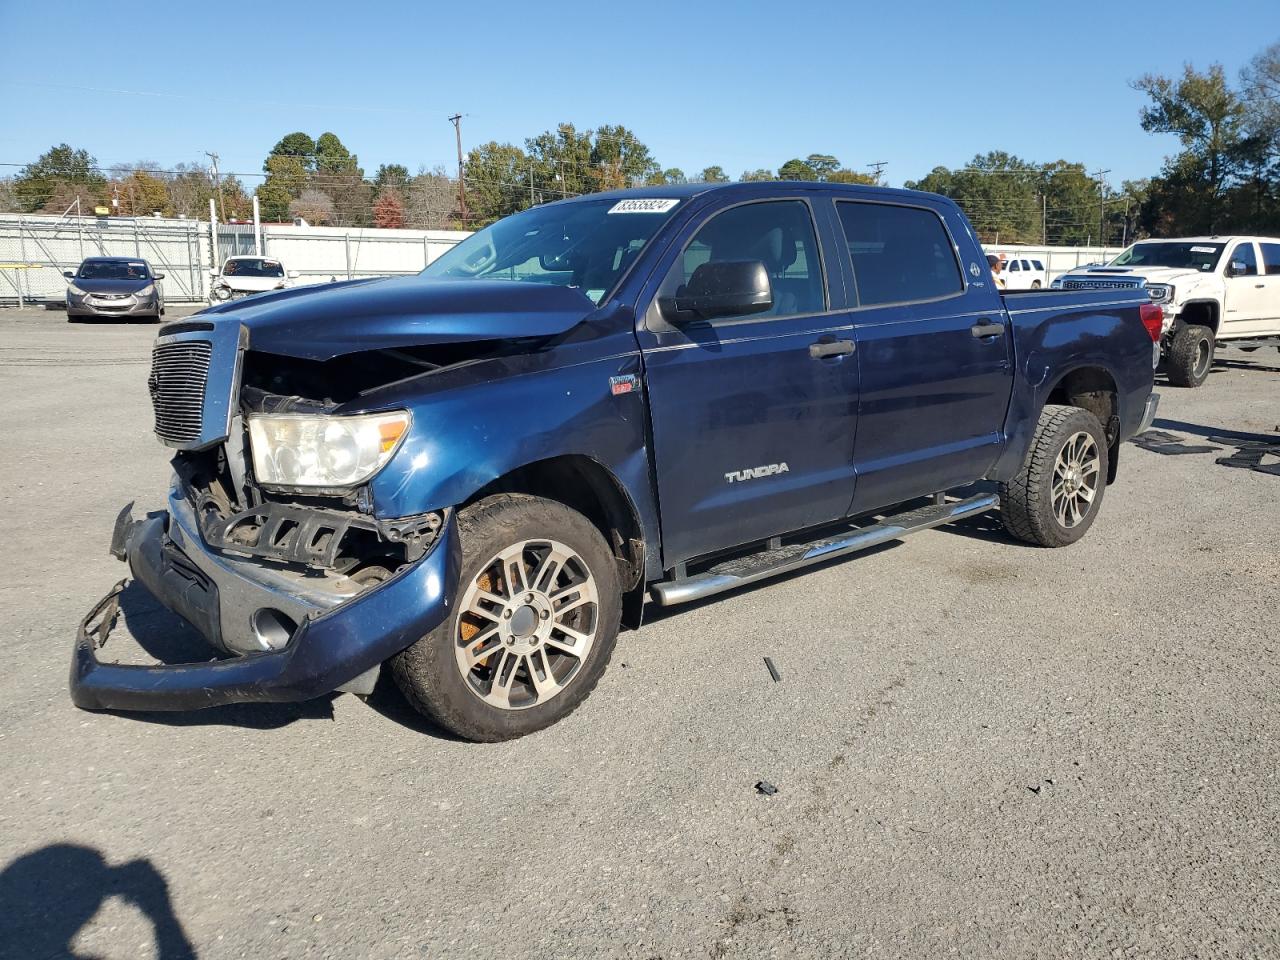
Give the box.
[659,260,773,322]
[63,270,75,279]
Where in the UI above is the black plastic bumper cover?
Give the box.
[70,513,459,712]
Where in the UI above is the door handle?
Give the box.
[1256,283,1266,288]
[971,320,1005,339]
[809,338,855,359]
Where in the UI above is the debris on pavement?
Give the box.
[1130,430,1221,455]
[764,657,782,683]
[1212,437,1280,477]
[755,780,779,796]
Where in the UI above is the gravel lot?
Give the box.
[2,306,1279,959]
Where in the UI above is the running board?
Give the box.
[650,493,999,607]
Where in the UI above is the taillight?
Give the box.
[1139,303,1163,342]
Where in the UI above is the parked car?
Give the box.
[71,182,1159,741]
[1051,236,1280,386]
[210,256,298,302]
[998,255,1048,290]
[64,257,164,321]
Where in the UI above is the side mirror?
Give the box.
[1228,261,1248,277]
[659,260,773,322]
[153,273,165,280]
[63,270,75,279]
[287,270,300,279]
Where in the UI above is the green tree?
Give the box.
[1133,63,1248,232]
[777,158,818,181]
[464,141,529,225]
[526,123,595,199]
[697,165,730,182]
[645,167,687,185]
[739,168,775,182]
[266,132,317,169]
[374,163,410,192]
[257,155,309,221]
[805,154,840,179]
[827,169,876,185]
[590,124,655,190]
[14,144,106,212]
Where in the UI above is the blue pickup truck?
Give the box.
[72,182,1161,740]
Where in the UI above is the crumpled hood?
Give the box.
[199,275,596,360]
[220,275,285,293]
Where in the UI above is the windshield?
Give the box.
[78,260,149,280]
[420,197,683,304]
[1110,242,1225,271]
[224,258,284,278]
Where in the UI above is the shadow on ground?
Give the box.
[0,844,196,960]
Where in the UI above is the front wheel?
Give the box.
[999,405,1109,547]
[1165,323,1214,387]
[1031,280,1042,289]
[392,494,621,741]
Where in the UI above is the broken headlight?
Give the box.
[247,411,411,488]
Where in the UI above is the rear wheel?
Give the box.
[392,494,621,741]
[1031,280,1042,289]
[1000,405,1109,547]
[1166,323,1214,387]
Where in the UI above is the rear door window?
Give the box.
[1259,242,1280,276]
[836,202,963,307]
[1009,260,1021,272]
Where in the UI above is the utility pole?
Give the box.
[448,114,467,224]
[869,161,887,185]
[205,151,226,224]
[1042,193,1047,246]
[1093,168,1110,251]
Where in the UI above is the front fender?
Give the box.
[364,352,661,567]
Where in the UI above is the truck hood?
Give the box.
[1062,265,1205,285]
[199,275,596,360]
[220,275,286,293]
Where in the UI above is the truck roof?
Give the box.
[1133,235,1280,244]
[552,180,954,208]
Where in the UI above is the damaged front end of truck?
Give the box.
[71,277,595,712]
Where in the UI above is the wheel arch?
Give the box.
[1179,299,1220,333]
[1043,364,1121,483]
[464,455,647,593]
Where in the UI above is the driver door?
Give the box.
[636,196,859,567]
[1224,241,1269,335]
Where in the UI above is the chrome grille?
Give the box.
[1062,278,1142,290]
[148,341,212,444]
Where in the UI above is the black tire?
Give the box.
[999,405,1109,548]
[391,494,621,741]
[1165,323,1214,387]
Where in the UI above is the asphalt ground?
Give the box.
[2,306,1279,959]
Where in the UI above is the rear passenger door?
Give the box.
[1259,242,1280,331]
[833,199,1014,515]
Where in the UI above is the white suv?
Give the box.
[1051,237,1280,387]
[999,256,1048,291]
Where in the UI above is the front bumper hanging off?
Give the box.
[69,501,459,713]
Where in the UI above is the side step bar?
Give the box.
[650,493,999,607]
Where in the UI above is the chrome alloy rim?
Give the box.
[1194,337,1212,379]
[1052,431,1101,529]
[454,539,599,710]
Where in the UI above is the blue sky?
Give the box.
[0,0,1274,190]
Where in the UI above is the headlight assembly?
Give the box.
[1145,283,1173,303]
[137,283,155,297]
[247,411,411,488]
[67,283,85,295]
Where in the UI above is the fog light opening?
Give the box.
[252,608,298,651]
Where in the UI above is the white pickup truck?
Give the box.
[1052,237,1280,387]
